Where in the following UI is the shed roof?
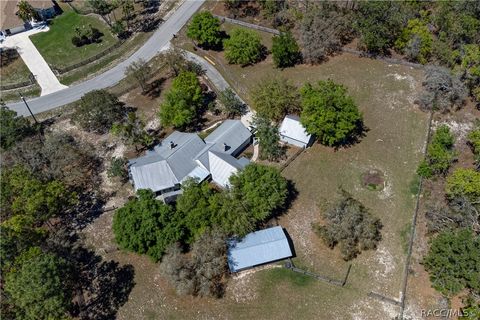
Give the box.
[279,115,312,145]
[228,226,293,272]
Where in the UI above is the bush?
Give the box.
[395,18,433,64]
[271,32,300,68]
[218,88,246,118]
[467,122,480,166]
[107,157,128,182]
[300,80,363,146]
[224,28,264,65]
[313,190,382,261]
[0,105,35,151]
[445,168,480,202]
[253,116,284,161]
[418,125,457,177]
[187,11,222,48]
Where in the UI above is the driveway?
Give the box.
[1,25,68,96]
[6,0,205,116]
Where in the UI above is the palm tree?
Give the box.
[16,0,39,22]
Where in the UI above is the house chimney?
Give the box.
[170,141,175,149]
[223,142,228,151]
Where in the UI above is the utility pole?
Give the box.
[19,94,38,124]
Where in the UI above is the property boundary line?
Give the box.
[214,15,281,35]
[285,259,352,287]
[398,110,435,319]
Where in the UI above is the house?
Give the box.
[128,120,252,197]
[279,114,314,148]
[227,226,293,272]
[0,0,57,36]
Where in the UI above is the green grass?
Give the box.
[30,8,117,68]
[260,267,314,288]
[0,85,41,102]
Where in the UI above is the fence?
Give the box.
[285,259,351,287]
[51,40,125,74]
[1,73,37,91]
[214,15,281,35]
[279,147,304,172]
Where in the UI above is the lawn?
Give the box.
[30,8,117,69]
[0,50,31,86]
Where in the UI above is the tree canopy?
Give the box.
[187,11,222,48]
[395,18,433,64]
[417,125,457,178]
[253,115,284,161]
[224,28,264,65]
[218,88,246,118]
[112,189,182,261]
[4,247,72,320]
[300,80,363,147]
[72,90,126,134]
[445,168,480,203]
[0,105,34,151]
[252,77,300,122]
[272,32,300,68]
[159,71,204,128]
[423,228,480,296]
[313,190,382,261]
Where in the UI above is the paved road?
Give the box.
[1,25,68,96]
[7,0,204,116]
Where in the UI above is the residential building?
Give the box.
[279,114,314,148]
[227,226,293,272]
[128,120,252,198]
[0,0,57,36]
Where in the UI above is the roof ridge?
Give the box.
[229,237,287,251]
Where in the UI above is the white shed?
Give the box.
[279,115,314,148]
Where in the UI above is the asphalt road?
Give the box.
[7,0,204,116]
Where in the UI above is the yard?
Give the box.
[0,49,31,86]
[30,7,117,69]
[81,24,430,316]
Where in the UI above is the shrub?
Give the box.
[417,125,457,177]
[395,18,433,64]
[271,32,300,68]
[187,11,222,48]
[224,28,264,65]
[445,168,480,202]
[107,157,128,182]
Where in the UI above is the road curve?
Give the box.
[7,0,205,116]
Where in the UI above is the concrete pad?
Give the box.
[0,25,68,96]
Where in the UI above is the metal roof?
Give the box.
[279,115,312,145]
[208,151,245,187]
[129,159,178,192]
[205,120,252,155]
[227,226,293,272]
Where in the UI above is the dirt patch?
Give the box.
[361,169,385,191]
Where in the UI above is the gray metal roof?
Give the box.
[129,159,178,192]
[279,115,312,145]
[205,120,252,155]
[227,226,293,272]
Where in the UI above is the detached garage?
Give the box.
[279,115,314,148]
[227,226,293,272]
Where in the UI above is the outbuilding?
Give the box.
[279,114,314,148]
[227,226,293,272]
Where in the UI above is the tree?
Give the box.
[299,3,352,64]
[417,125,457,178]
[107,157,129,182]
[160,47,188,77]
[125,59,152,93]
[4,247,72,320]
[312,190,382,261]
[354,1,404,54]
[445,168,480,203]
[271,32,300,68]
[161,229,227,297]
[187,11,222,48]
[112,189,182,261]
[467,122,480,167]
[395,18,433,64]
[229,163,288,222]
[423,228,480,296]
[120,0,134,22]
[217,88,246,118]
[456,44,480,105]
[159,71,204,128]
[252,77,300,122]
[0,105,34,150]
[415,66,468,112]
[110,112,153,149]
[72,90,126,134]
[87,0,113,26]
[253,116,284,161]
[224,28,264,65]
[425,196,479,234]
[16,0,39,22]
[300,80,363,147]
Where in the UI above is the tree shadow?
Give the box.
[332,121,369,150]
[145,77,167,98]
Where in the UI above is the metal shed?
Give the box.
[279,115,314,148]
[227,226,293,272]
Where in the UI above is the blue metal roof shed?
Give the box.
[227,226,293,272]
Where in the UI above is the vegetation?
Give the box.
[271,32,300,68]
[467,121,480,167]
[445,168,480,202]
[187,12,222,48]
[252,77,300,122]
[395,18,433,64]
[71,25,103,47]
[0,105,35,150]
[425,197,479,234]
[110,112,153,149]
[16,0,39,22]
[423,228,480,296]
[300,80,363,147]
[417,125,457,178]
[72,90,126,134]
[125,58,152,93]
[224,28,264,65]
[253,115,284,161]
[159,71,204,128]
[161,230,227,297]
[107,157,129,182]
[313,190,382,261]
[4,247,72,320]
[112,189,182,261]
[217,88,246,118]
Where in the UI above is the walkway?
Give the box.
[6,0,205,116]
[0,24,68,96]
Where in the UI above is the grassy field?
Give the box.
[30,7,117,68]
[0,52,31,86]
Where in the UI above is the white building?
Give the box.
[279,115,314,148]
